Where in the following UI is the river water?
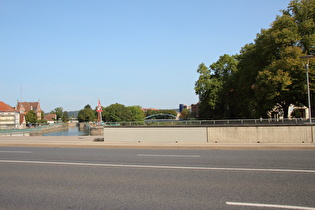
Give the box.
[42,126,89,136]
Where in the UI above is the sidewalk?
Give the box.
[0,136,315,150]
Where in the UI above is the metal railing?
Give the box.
[0,123,66,136]
[1,119,311,136]
[102,118,311,127]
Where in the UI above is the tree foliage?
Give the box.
[54,107,63,120]
[51,107,70,122]
[179,109,190,120]
[62,111,69,122]
[102,103,131,122]
[195,55,238,119]
[77,104,145,123]
[195,0,315,119]
[78,105,96,122]
[25,110,37,124]
[128,106,145,121]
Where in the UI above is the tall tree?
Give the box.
[127,106,145,121]
[62,111,69,122]
[194,63,220,119]
[195,0,315,119]
[78,105,96,122]
[210,54,238,118]
[103,103,133,122]
[53,107,63,121]
[249,0,315,117]
[25,110,37,124]
[195,55,237,119]
[179,108,190,120]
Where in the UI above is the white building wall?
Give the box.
[0,112,20,129]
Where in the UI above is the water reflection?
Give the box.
[42,126,88,136]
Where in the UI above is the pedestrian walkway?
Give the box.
[0,136,314,150]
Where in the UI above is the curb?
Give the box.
[0,136,314,150]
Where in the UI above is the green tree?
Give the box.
[84,104,92,109]
[127,106,145,121]
[285,0,315,54]
[53,107,63,121]
[103,103,133,122]
[210,54,238,81]
[179,109,190,120]
[62,111,69,122]
[78,105,96,122]
[194,63,215,119]
[195,55,237,119]
[237,0,315,117]
[195,0,315,118]
[25,110,37,124]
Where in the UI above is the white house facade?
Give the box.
[0,101,20,129]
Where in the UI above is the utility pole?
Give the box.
[300,55,314,143]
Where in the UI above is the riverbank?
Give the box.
[0,123,89,137]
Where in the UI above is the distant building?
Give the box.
[0,101,20,129]
[287,104,309,119]
[179,103,199,113]
[179,104,191,112]
[16,101,42,124]
[44,113,57,124]
[179,104,185,113]
[191,103,199,116]
[179,103,199,118]
[267,103,309,120]
[141,108,159,112]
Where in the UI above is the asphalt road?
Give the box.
[0,147,314,209]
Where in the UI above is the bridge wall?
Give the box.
[104,127,207,143]
[207,126,310,143]
[103,125,313,143]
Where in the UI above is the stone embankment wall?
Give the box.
[90,128,103,136]
[0,123,69,136]
[78,123,104,136]
[103,125,313,143]
[30,123,68,136]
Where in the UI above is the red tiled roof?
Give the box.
[0,101,16,112]
[16,102,40,112]
[44,114,56,121]
[141,108,159,111]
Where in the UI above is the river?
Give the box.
[42,126,89,136]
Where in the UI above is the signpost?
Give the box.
[97,99,102,137]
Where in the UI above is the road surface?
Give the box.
[0,147,314,209]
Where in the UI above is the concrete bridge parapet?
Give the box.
[103,125,313,144]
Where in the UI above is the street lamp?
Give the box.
[300,55,314,143]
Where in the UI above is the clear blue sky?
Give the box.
[1,0,291,112]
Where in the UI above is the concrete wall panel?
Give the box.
[104,127,207,143]
[207,126,311,143]
[104,126,313,143]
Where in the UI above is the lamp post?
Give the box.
[300,55,314,143]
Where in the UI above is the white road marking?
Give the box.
[137,154,201,158]
[0,160,315,173]
[0,151,32,154]
[226,201,315,209]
